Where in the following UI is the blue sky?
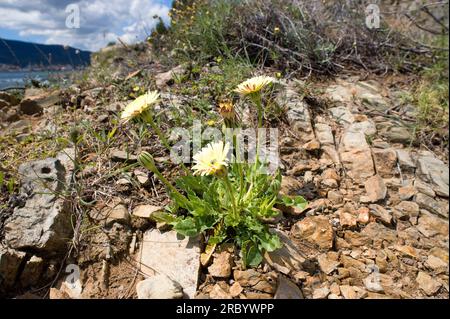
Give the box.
[0,0,173,51]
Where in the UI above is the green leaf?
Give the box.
[173,217,200,237]
[151,211,178,224]
[208,233,227,245]
[242,242,263,267]
[258,232,282,252]
[279,195,308,211]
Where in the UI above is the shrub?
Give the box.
[154,0,446,76]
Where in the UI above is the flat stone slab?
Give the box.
[282,88,315,143]
[138,229,201,299]
[416,152,449,198]
[329,106,355,125]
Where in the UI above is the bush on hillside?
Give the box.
[152,0,448,76]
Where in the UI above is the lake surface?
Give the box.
[0,71,71,90]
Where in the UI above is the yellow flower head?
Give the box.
[192,141,230,176]
[234,75,275,96]
[274,27,280,33]
[218,100,236,120]
[121,91,160,122]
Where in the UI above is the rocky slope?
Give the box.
[0,45,448,299]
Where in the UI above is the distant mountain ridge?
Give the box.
[0,38,91,69]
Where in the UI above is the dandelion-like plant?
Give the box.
[129,76,307,268]
[234,75,275,129]
[120,90,160,123]
[192,141,230,177]
[234,75,274,96]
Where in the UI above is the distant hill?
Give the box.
[0,38,91,69]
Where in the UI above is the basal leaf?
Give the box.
[243,242,263,267]
[173,217,200,237]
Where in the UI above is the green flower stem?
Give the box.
[221,173,238,220]
[143,111,191,175]
[139,152,189,207]
[249,93,263,174]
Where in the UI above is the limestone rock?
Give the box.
[291,216,334,250]
[368,204,392,225]
[425,255,447,273]
[274,276,304,299]
[414,178,436,197]
[208,250,233,278]
[314,123,335,146]
[398,186,417,201]
[381,125,412,144]
[136,274,183,299]
[348,120,377,136]
[138,229,201,299]
[372,149,397,177]
[340,149,375,182]
[416,271,442,296]
[132,204,164,219]
[339,285,365,299]
[360,222,397,243]
[329,106,355,125]
[0,248,26,289]
[317,253,340,274]
[209,282,232,299]
[416,211,449,237]
[234,269,276,293]
[4,158,72,254]
[415,193,446,218]
[416,154,449,198]
[396,149,416,171]
[155,64,186,88]
[313,287,330,299]
[361,175,387,203]
[110,149,138,162]
[90,202,130,227]
[339,210,357,228]
[264,229,306,275]
[284,89,314,143]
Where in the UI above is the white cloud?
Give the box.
[0,0,170,51]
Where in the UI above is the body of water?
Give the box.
[0,71,71,90]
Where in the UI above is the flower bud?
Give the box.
[138,151,157,173]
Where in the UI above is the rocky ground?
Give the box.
[0,44,448,299]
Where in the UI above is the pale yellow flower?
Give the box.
[192,141,230,176]
[121,91,160,122]
[234,76,275,96]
